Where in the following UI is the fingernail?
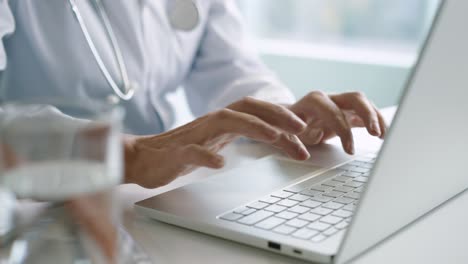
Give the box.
[347,141,355,155]
[370,122,381,136]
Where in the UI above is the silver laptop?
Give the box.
[135,2,468,263]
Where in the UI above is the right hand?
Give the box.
[123,97,310,189]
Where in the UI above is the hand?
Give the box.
[123,97,310,189]
[67,194,117,263]
[289,91,387,154]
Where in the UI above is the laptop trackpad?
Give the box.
[136,157,323,219]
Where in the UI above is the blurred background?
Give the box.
[170,0,440,126]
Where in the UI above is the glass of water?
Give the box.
[0,98,124,263]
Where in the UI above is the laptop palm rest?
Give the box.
[136,157,324,220]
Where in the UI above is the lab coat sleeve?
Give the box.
[183,0,295,117]
[0,0,15,72]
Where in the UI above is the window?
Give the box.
[239,0,440,65]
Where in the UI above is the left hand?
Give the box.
[289,91,387,154]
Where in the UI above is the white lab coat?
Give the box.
[0,0,294,135]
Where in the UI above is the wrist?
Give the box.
[122,134,138,184]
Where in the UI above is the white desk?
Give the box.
[5,107,468,263]
[117,107,468,264]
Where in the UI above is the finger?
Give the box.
[344,111,366,128]
[228,97,307,134]
[299,127,325,146]
[67,198,117,262]
[272,134,310,160]
[330,92,381,137]
[0,143,20,168]
[183,144,225,169]
[374,105,388,139]
[291,91,354,154]
[204,109,282,143]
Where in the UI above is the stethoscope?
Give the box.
[68,0,199,102]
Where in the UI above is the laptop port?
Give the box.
[268,241,281,251]
[293,249,303,255]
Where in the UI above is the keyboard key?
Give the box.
[310,195,333,203]
[308,221,331,231]
[343,204,357,212]
[255,217,286,230]
[320,215,342,225]
[344,181,364,188]
[220,212,243,221]
[309,207,333,216]
[241,208,257,215]
[335,221,349,230]
[333,176,353,183]
[264,204,287,213]
[272,191,294,199]
[342,171,362,178]
[354,187,365,193]
[238,210,274,225]
[233,207,249,214]
[349,167,370,173]
[273,225,297,235]
[277,199,299,207]
[344,192,360,200]
[292,228,319,240]
[300,189,322,197]
[286,218,309,228]
[332,209,353,218]
[288,205,310,214]
[298,212,321,222]
[237,210,273,225]
[334,186,354,193]
[334,197,355,205]
[323,227,339,236]
[349,161,366,167]
[289,194,310,202]
[284,170,344,193]
[339,164,356,171]
[247,201,269,210]
[322,180,342,188]
[276,211,299,220]
[357,162,374,169]
[300,200,322,208]
[310,185,332,192]
[322,191,344,198]
[322,201,344,210]
[311,234,327,243]
[260,196,281,204]
[354,176,368,183]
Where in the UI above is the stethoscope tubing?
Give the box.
[69,0,135,101]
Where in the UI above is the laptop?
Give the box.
[135,1,468,263]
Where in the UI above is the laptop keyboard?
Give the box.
[219,154,377,243]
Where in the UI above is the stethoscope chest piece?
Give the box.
[169,0,199,31]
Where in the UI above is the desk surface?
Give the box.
[6,107,468,263]
[118,107,468,264]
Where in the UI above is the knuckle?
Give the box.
[215,109,232,119]
[308,90,327,99]
[349,91,365,100]
[241,96,256,106]
[185,144,200,152]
